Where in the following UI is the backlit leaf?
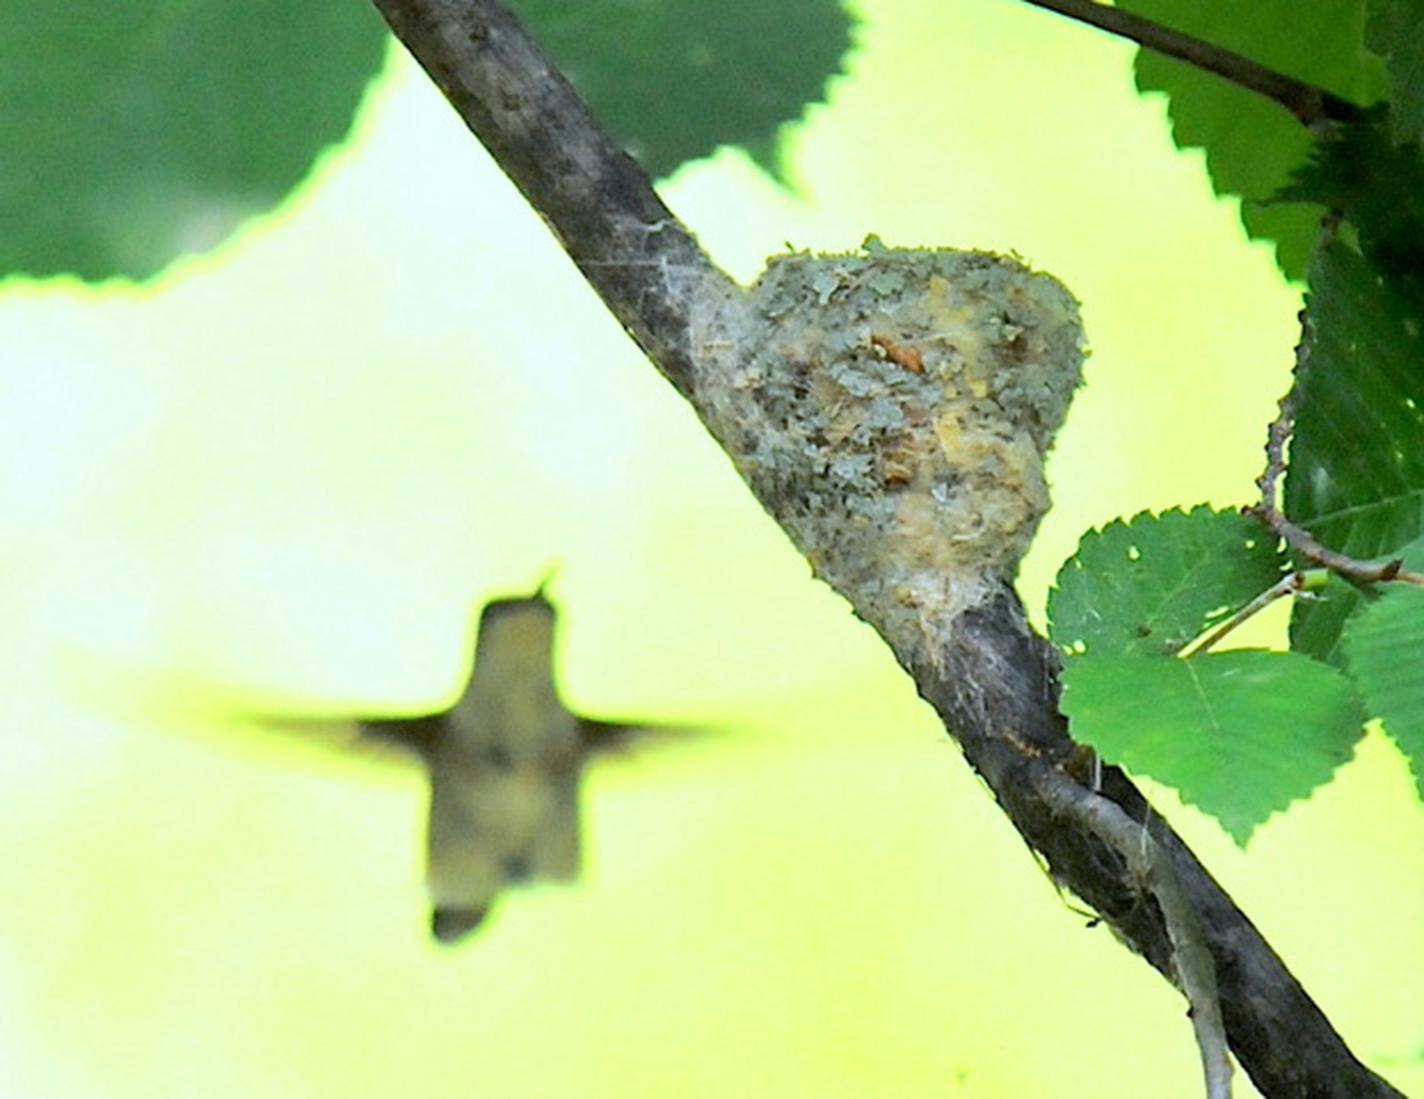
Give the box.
[1342,583,1424,798]
[1048,506,1286,658]
[1061,650,1364,844]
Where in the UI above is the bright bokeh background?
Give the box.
[2,1,1421,1096]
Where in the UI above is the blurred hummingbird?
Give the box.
[362,593,652,944]
[66,590,672,944]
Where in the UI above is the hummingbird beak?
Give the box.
[430,904,491,944]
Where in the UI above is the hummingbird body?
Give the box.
[364,596,628,943]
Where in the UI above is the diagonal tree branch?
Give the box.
[1018,0,1363,127]
[366,1,1403,1095]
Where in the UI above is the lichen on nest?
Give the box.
[697,235,1084,626]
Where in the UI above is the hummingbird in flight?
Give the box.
[362,593,657,943]
[69,589,677,944]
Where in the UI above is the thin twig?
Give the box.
[1020,0,1362,127]
[1180,571,1316,657]
[367,3,1404,1094]
[1250,311,1424,586]
[1257,515,1424,585]
[1255,310,1307,513]
[1046,782,1233,1098]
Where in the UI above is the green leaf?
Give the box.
[1366,0,1424,143]
[1342,583,1424,798]
[1281,107,1424,283]
[1285,244,1424,659]
[0,0,389,282]
[1047,506,1287,659]
[1117,0,1388,279]
[509,0,856,182]
[1061,651,1364,844]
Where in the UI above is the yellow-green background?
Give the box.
[1,2,1420,1096]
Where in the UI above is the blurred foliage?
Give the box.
[0,0,855,283]
[0,0,389,281]
[509,0,857,181]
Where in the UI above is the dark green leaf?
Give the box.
[1048,506,1287,658]
[1061,651,1364,844]
[1118,0,1387,279]
[1285,245,1424,659]
[509,0,856,182]
[0,0,389,282]
[1342,583,1424,798]
[1366,0,1424,143]
[1281,107,1424,284]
